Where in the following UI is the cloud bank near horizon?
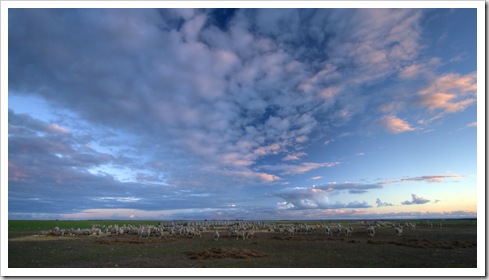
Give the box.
[7,7,478,220]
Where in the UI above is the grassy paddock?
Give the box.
[8,219,477,268]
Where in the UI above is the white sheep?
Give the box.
[344,227,353,236]
[324,226,331,236]
[228,228,240,240]
[214,230,219,241]
[139,227,150,239]
[245,229,255,239]
[367,226,375,237]
[331,226,341,236]
[395,227,403,236]
[284,226,295,235]
[188,230,201,239]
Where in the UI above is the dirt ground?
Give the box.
[8,224,477,268]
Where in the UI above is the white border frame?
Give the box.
[1,1,485,277]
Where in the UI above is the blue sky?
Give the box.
[6,6,480,220]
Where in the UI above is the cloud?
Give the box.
[260,162,340,175]
[376,198,394,207]
[273,183,378,210]
[316,183,383,194]
[8,9,428,185]
[282,152,307,161]
[400,174,463,183]
[467,122,477,127]
[7,8,476,219]
[8,109,71,136]
[92,196,143,203]
[380,115,415,134]
[379,174,464,186]
[401,194,431,205]
[310,176,323,181]
[418,72,477,114]
[398,57,441,79]
[346,201,372,208]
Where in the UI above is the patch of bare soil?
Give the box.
[185,247,267,260]
[366,238,476,249]
[271,235,345,242]
[95,235,178,245]
[9,235,79,241]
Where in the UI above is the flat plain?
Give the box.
[8,219,477,268]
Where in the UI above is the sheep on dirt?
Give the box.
[188,230,201,239]
[139,227,150,239]
[331,226,341,236]
[367,226,375,237]
[324,226,331,236]
[245,229,255,240]
[395,227,403,236]
[284,226,295,235]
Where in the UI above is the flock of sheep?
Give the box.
[40,220,444,240]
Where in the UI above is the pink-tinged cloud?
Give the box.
[8,161,28,182]
[399,64,421,78]
[48,123,70,134]
[380,174,463,185]
[232,170,281,183]
[420,93,476,113]
[400,174,463,183]
[261,161,340,175]
[398,57,441,79]
[282,152,307,161]
[419,72,477,113]
[467,122,477,127]
[381,115,415,134]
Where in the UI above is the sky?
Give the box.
[6,6,481,220]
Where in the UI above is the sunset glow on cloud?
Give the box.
[5,4,480,220]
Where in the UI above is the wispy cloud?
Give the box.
[380,115,415,134]
[282,152,307,161]
[398,57,441,79]
[381,174,464,184]
[418,72,477,114]
[260,162,340,175]
[400,175,463,183]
